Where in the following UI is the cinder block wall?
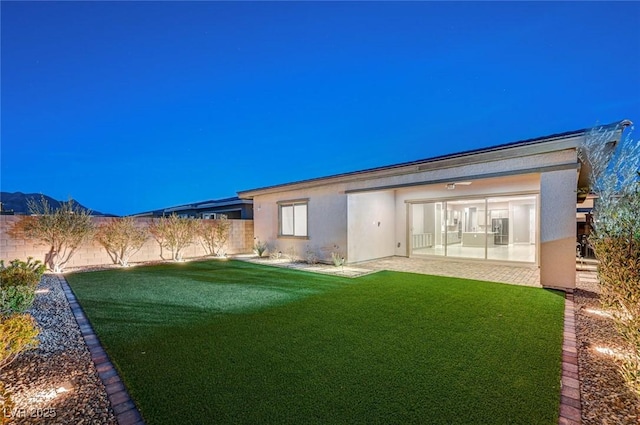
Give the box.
[0,216,254,269]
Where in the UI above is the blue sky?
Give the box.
[2,1,639,216]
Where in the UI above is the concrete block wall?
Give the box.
[0,216,254,270]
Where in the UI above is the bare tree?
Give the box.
[12,196,95,273]
[198,216,232,257]
[96,217,148,267]
[149,214,198,261]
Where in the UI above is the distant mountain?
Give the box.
[0,192,116,216]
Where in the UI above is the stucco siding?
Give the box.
[347,191,396,263]
[540,168,578,289]
[253,185,348,262]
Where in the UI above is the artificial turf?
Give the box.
[66,260,565,424]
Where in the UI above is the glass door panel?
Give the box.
[410,202,444,256]
[487,195,537,262]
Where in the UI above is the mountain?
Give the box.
[0,192,116,216]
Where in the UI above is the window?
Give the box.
[279,200,308,237]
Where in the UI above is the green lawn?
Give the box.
[66,260,565,425]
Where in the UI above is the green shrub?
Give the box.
[0,257,46,289]
[0,313,39,370]
[1,286,36,315]
[0,258,45,315]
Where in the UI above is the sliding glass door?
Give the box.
[409,194,537,263]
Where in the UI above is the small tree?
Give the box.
[579,121,640,396]
[96,217,148,267]
[12,196,95,273]
[149,214,198,261]
[198,216,232,257]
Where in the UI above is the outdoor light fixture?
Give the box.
[56,381,73,394]
[446,181,472,190]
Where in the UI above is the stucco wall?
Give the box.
[252,185,348,262]
[247,146,580,288]
[0,216,254,269]
[539,169,578,290]
[347,190,396,263]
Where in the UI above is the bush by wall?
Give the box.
[0,216,254,270]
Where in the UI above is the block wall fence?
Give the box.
[0,216,254,269]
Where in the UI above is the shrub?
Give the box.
[269,243,282,260]
[96,217,148,267]
[1,286,36,316]
[149,214,199,261]
[305,246,318,265]
[198,216,232,257]
[1,380,15,424]
[0,258,46,289]
[331,251,345,267]
[0,258,46,315]
[0,313,39,371]
[11,196,95,273]
[580,122,640,396]
[253,238,267,258]
[283,246,297,262]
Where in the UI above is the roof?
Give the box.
[130,196,252,217]
[238,120,631,198]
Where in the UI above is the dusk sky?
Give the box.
[2,1,639,216]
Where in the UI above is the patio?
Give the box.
[240,255,540,287]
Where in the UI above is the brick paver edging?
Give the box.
[57,275,145,425]
[559,293,581,425]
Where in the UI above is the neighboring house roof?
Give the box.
[238,120,631,198]
[131,196,252,217]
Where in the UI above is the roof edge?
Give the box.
[238,120,629,198]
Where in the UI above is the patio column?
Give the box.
[539,169,577,291]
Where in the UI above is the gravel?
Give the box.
[1,274,117,424]
[575,270,640,424]
[2,267,639,424]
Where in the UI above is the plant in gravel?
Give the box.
[331,251,346,268]
[198,216,231,258]
[305,246,319,265]
[0,313,39,371]
[253,238,268,258]
[579,121,640,397]
[0,258,46,314]
[149,214,199,261]
[284,246,297,262]
[96,217,148,267]
[268,243,282,260]
[10,196,95,273]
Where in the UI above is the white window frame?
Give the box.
[278,199,309,238]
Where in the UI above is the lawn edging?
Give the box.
[58,275,145,425]
[560,292,581,425]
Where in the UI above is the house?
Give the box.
[132,196,253,219]
[238,120,630,291]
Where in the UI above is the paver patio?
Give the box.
[239,255,541,286]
